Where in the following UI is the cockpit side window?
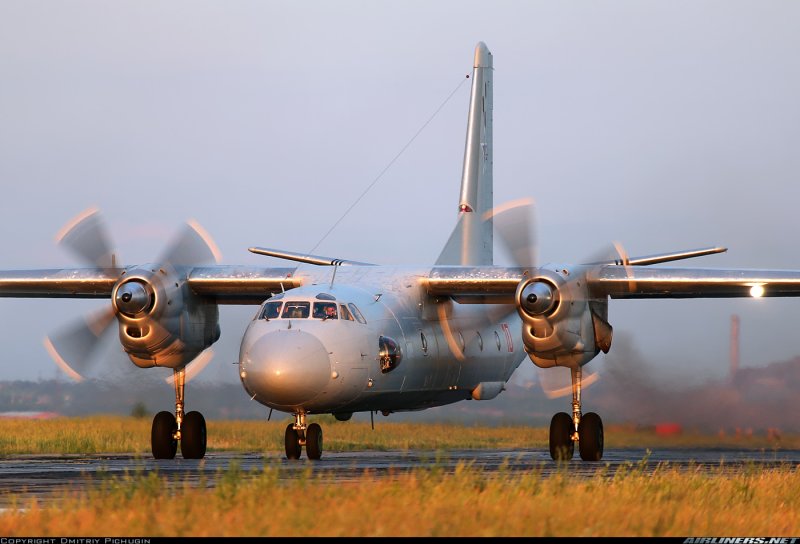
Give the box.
[339,304,354,321]
[313,302,338,320]
[281,301,310,319]
[260,301,283,320]
[348,303,367,324]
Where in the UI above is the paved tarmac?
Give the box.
[1,448,798,507]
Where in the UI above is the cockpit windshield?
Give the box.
[312,302,338,320]
[258,299,364,322]
[260,301,283,320]
[281,301,310,319]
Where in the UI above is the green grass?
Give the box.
[0,416,794,455]
[2,462,799,536]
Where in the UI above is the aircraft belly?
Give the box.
[337,389,471,413]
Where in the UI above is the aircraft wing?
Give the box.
[0,265,301,304]
[186,266,301,303]
[424,265,800,300]
[0,269,120,298]
[587,266,800,299]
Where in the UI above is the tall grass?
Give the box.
[1,462,798,536]
[0,417,793,454]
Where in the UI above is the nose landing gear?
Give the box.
[284,412,324,460]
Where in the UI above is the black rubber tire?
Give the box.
[306,423,323,461]
[578,412,604,462]
[549,412,574,461]
[285,423,302,460]
[181,411,207,460]
[151,411,178,459]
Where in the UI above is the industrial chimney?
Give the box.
[730,314,740,380]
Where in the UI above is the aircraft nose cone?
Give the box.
[242,331,331,406]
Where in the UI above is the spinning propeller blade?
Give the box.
[56,207,118,268]
[164,348,215,385]
[45,210,220,381]
[487,199,626,397]
[43,306,117,382]
[157,219,222,268]
[487,198,538,270]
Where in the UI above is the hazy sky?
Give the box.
[1,1,799,391]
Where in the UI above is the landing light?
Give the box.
[750,284,765,298]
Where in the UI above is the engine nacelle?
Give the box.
[516,266,613,369]
[112,265,220,368]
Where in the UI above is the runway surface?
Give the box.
[1,448,798,508]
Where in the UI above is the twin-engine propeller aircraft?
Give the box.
[3,42,800,462]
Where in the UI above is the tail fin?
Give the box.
[436,42,493,266]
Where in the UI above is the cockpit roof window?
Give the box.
[316,293,336,301]
[282,301,310,319]
[269,293,285,300]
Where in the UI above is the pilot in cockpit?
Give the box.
[323,305,337,320]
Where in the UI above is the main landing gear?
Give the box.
[284,412,323,460]
[151,367,207,460]
[548,367,603,462]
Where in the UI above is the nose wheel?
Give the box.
[284,413,324,460]
[547,367,604,462]
[151,368,207,459]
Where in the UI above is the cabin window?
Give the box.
[476,331,483,351]
[339,304,354,321]
[378,335,402,373]
[313,302,338,320]
[348,303,367,324]
[260,301,283,320]
[420,331,428,354]
[281,301,310,319]
[494,331,502,351]
[457,331,465,352]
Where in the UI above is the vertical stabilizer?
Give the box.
[436,42,493,266]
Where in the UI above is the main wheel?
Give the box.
[284,423,302,460]
[549,412,574,461]
[181,411,207,459]
[152,411,178,459]
[578,412,604,461]
[306,423,323,460]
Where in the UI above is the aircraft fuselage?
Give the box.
[238,266,526,417]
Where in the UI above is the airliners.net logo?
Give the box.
[684,539,798,543]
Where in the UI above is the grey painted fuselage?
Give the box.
[238,266,525,416]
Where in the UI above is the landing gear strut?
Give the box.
[284,412,324,460]
[547,367,603,462]
[151,367,207,459]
